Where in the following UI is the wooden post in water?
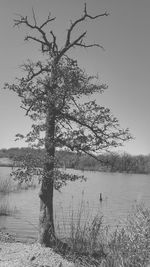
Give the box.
[99,193,102,202]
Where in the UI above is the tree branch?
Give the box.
[14,12,56,54]
[50,31,58,53]
[22,62,51,81]
[64,3,108,49]
[75,42,105,51]
[79,149,107,164]
[14,5,108,61]
[59,111,103,141]
[71,97,82,112]
[25,35,45,45]
[40,13,56,29]
[20,103,34,116]
[56,31,87,63]
[32,8,37,26]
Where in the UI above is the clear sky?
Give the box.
[0,0,150,155]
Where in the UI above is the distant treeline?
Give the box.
[57,151,150,174]
[0,147,150,174]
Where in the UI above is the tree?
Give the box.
[4,4,132,247]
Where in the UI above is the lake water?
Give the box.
[0,167,150,242]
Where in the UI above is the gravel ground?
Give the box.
[0,232,75,267]
[0,242,75,267]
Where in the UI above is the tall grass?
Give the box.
[67,202,104,256]
[101,203,150,267]
[56,202,150,267]
[0,178,13,193]
[55,199,107,266]
[0,177,37,194]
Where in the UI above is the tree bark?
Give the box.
[39,177,54,247]
[39,92,56,247]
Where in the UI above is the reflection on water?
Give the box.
[0,167,150,241]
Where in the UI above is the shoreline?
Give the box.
[0,164,150,175]
[0,231,74,267]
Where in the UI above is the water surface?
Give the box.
[0,167,150,241]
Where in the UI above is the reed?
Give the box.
[0,200,18,216]
[0,177,38,194]
[55,198,106,266]
[0,178,13,193]
[101,203,150,267]
[55,201,150,267]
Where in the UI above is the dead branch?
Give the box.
[40,12,55,29]
[50,31,58,53]
[14,4,108,62]
[14,13,56,54]
[32,8,37,26]
[25,35,45,45]
[64,3,108,50]
[75,42,105,51]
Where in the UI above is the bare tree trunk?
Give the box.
[39,101,56,247]
[39,178,54,246]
